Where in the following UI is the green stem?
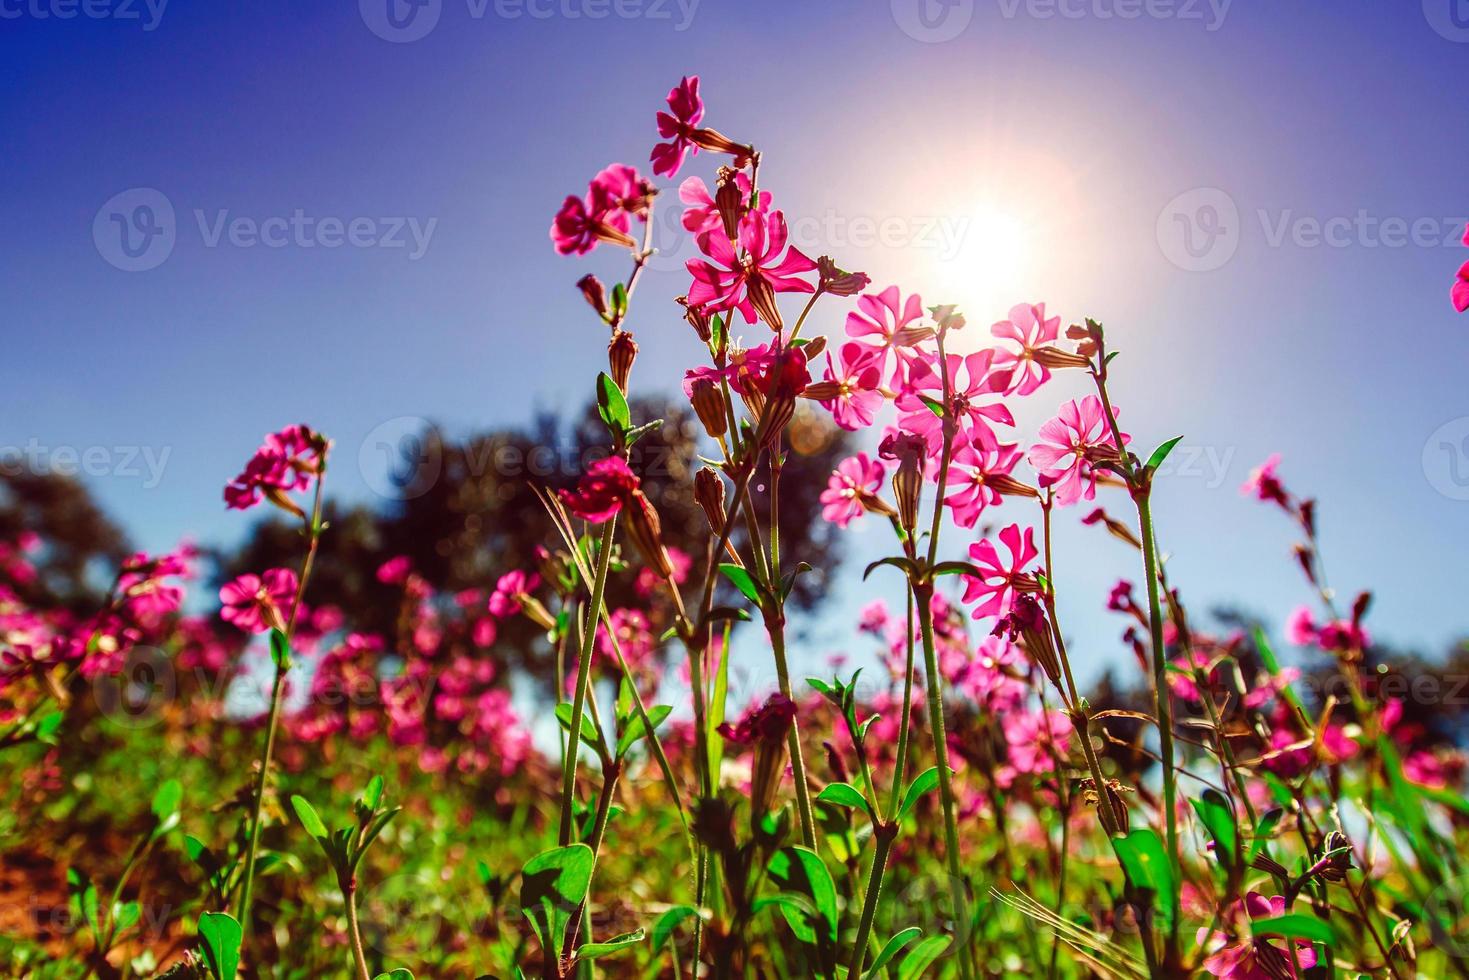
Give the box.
[343,879,372,980]
[915,585,974,980]
[1134,491,1181,960]
[559,517,618,846]
[769,616,817,849]
[846,827,896,978]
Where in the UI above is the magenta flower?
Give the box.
[991,302,1060,395]
[1241,453,1291,508]
[818,342,885,431]
[558,456,639,523]
[686,209,816,329]
[651,75,705,178]
[116,549,192,621]
[488,569,540,619]
[1027,396,1128,506]
[945,439,1023,529]
[1198,893,1317,979]
[224,424,324,513]
[844,286,925,368]
[961,524,1039,620]
[820,453,887,528]
[376,555,412,585]
[898,349,1014,453]
[1454,222,1469,313]
[550,166,642,257]
[1002,707,1071,778]
[219,568,298,634]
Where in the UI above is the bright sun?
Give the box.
[930,199,1032,340]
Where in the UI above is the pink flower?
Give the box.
[686,209,816,329]
[376,555,412,585]
[844,286,925,368]
[820,453,886,528]
[219,568,298,634]
[962,524,1039,620]
[116,549,192,620]
[991,302,1060,396]
[1453,224,1469,312]
[1198,893,1317,979]
[899,350,1014,454]
[550,166,642,257]
[945,439,1023,529]
[1002,707,1071,777]
[558,456,639,523]
[597,608,656,673]
[224,424,324,512]
[1241,453,1290,507]
[651,76,705,178]
[818,342,885,431]
[488,570,540,619]
[1027,396,1128,506]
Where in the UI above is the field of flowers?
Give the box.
[3,75,1469,979]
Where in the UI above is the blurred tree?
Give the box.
[0,471,128,611]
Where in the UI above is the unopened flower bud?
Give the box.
[799,335,827,361]
[1032,346,1094,370]
[747,276,783,333]
[993,594,1062,690]
[608,329,638,393]
[815,256,871,297]
[1081,776,1132,834]
[519,595,558,632]
[690,127,756,168]
[1316,830,1354,882]
[689,378,729,440]
[892,325,936,347]
[717,693,796,825]
[987,473,1041,500]
[678,297,712,344]
[694,467,727,530]
[753,348,809,449]
[878,431,927,536]
[625,490,673,581]
[1081,507,1141,549]
[929,304,966,332]
[577,274,609,320]
[715,171,745,241]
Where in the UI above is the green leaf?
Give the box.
[269,628,292,671]
[779,561,814,602]
[652,905,702,953]
[151,779,183,837]
[815,782,874,821]
[718,563,762,604]
[596,372,630,436]
[896,934,952,980]
[930,560,984,578]
[1190,788,1238,865]
[198,912,242,980]
[1254,914,1335,946]
[373,971,415,980]
[290,795,329,842]
[574,928,646,962]
[919,395,945,418]
[1250,807,1285,860]
[1113,829,1177,930]
[359,775,385,812]
[617,704,672,758]
[555,702,601,745]
[34,710,64,744]
[766,846,838,945]
[519,844,595,962]
[863,556,918,581]
[624,418,664,448]
[610,282,628,318]
[898,767,944,821]
[1144,436,1185,475]
[865,927,922,979]
[112,900,141,933]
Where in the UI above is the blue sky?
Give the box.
[3,0,1468,688]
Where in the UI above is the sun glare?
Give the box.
[930,199,1033,344]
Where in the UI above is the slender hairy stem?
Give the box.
[846,828,896,977]
[344,880,372,980]
[559,517,618,846]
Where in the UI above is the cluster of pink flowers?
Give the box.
[223,424,326,513]
[1453,221,1469,313]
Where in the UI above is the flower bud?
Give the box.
[689,378,729,440]
[608,329,638,393]
[718,693,797,826]
[1032,346,1094,370]
[715,170,745,242]
[678,297,712,343]
[799,335,827,361]
[577,274,609,320]
[1316,830,1354,882]
[747,276,783,333]
[694,467,727,532]
[993,594,1062,690]
[625,490,674,581]
[878,431,927,536]
[815,256,870,297]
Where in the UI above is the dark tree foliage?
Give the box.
[217,396,854,672]
[0,471,128,611]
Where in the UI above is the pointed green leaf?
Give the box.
[1255,914,1335,946]
[617,704,672,758]
[865,927,922,979]
[574,928,646,962]
[519,844,595,961]
[652,905,702,953]
[198,912,242,980]
[554,702,600,745]
[718,563,762,604]
[897,934,951,980]
[596,372,630,435]
[816,782,874,821]
[269,628,292,671]
[766,846,838,945]
[1144,436,1185,475]
[898,767,944,821]
[290,795,328,842]
[1190,788,1238,865]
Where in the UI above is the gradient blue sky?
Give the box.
[4,1,1467,688]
